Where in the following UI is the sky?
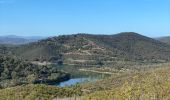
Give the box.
[0,0,170,37]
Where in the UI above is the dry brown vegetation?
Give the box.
[1,63,170,100]
[83,63,170,100]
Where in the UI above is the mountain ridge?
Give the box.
[0,35,45,45]
[11,32,170,68]
[157,36,170,45]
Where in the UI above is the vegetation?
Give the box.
[0,84,82,100]
[83,64,170,99]
[0,56,70,88]
[1,32,170,99]
[0,63,170,100]
[10,32,170,68]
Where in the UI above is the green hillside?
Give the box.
[1,33,170,99]
[0,63,170,100]
[0,56,70,88]
[12,32,170,68]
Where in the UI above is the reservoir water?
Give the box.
[54,65,111,87]
[57,77,94,87]
[56,73,110,87]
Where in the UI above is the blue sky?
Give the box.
[0,0,170,37]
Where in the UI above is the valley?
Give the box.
[1,0,169,99]
[0,32,170,99]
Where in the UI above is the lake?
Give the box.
[56,73,110,87]
[56,77,94,87]
[54,65,111,87]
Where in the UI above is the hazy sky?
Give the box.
[0,0,170,37]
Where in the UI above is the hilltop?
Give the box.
[12,32,170,68]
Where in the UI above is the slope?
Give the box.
[0,56,70,88]
[12,32,170,67]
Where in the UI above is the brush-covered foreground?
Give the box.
[0,84,82,100]
[84,64,170,100]
[0,63,170,100]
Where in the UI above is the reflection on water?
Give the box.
[56,78,95,87]
[54,65,111,87]
[56,73,110,87]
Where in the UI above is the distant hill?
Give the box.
[0,35,45,45]
[157,36,170,45]
[12,32,170,67]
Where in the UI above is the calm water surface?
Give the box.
[57,77,97,87]
[56,74,109,87]
[55,65,111,87]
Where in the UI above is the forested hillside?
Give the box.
[0,56,70,88]
[1,32,170,99]
[0,63,170,100]
[12,32,170,68]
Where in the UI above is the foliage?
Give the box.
[1,33,170,99]
[0,84,82,100]
[10,32,170,68]
[84,65,170,100]
[0,56,70,88]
